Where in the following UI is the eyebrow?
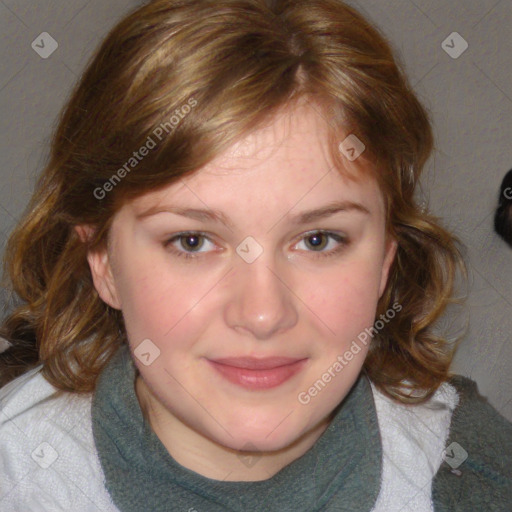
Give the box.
[135,200,370,228]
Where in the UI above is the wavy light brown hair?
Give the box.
[0,0,464,403]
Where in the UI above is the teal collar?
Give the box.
[92,344,382,512]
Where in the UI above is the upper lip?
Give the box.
[209,357,307,370]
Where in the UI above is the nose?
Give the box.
[224,255,298,340]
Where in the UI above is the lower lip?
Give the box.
[208,360,307,390]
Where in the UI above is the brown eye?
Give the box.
[304,232,329,251]
[178,234,204,251]
[294,230,349,259]
[163,232,216,261]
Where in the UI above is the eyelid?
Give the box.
[163,229,349,261]
[163,231,218,259]
[291,230,348,257]
[163,230,213,242]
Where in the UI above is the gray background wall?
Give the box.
[0,0,511,421]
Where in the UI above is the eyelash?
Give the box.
[163,230,349,261]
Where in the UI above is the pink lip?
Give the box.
[207,357,308,390]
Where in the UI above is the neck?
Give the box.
[135,375,333,482]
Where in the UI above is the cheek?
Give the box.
[302,260,383,341]
[113,250,222,359]
[110,248,179,337]
[120,274,196,340]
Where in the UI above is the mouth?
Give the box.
[207,357,308,390]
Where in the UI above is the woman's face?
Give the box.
[85,100,396,458]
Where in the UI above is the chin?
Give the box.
[209,416,313,454]
[223,433,298,454]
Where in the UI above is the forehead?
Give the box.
[206,101,330,171]
[127,101,383,218]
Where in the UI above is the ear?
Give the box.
[378,236,398,298]
[74,224,122,310]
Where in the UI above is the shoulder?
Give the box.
[432,374,512,511]
[445,374,512,468]
[369,378,459,512]
[447,374,512,440]
[0,367,119,511]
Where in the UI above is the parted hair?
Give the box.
[0,0,464,403]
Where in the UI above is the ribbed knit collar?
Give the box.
[91,343,382,512]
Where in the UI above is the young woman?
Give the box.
[1,1,511,510]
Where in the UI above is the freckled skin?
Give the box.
[83,100,397,481]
